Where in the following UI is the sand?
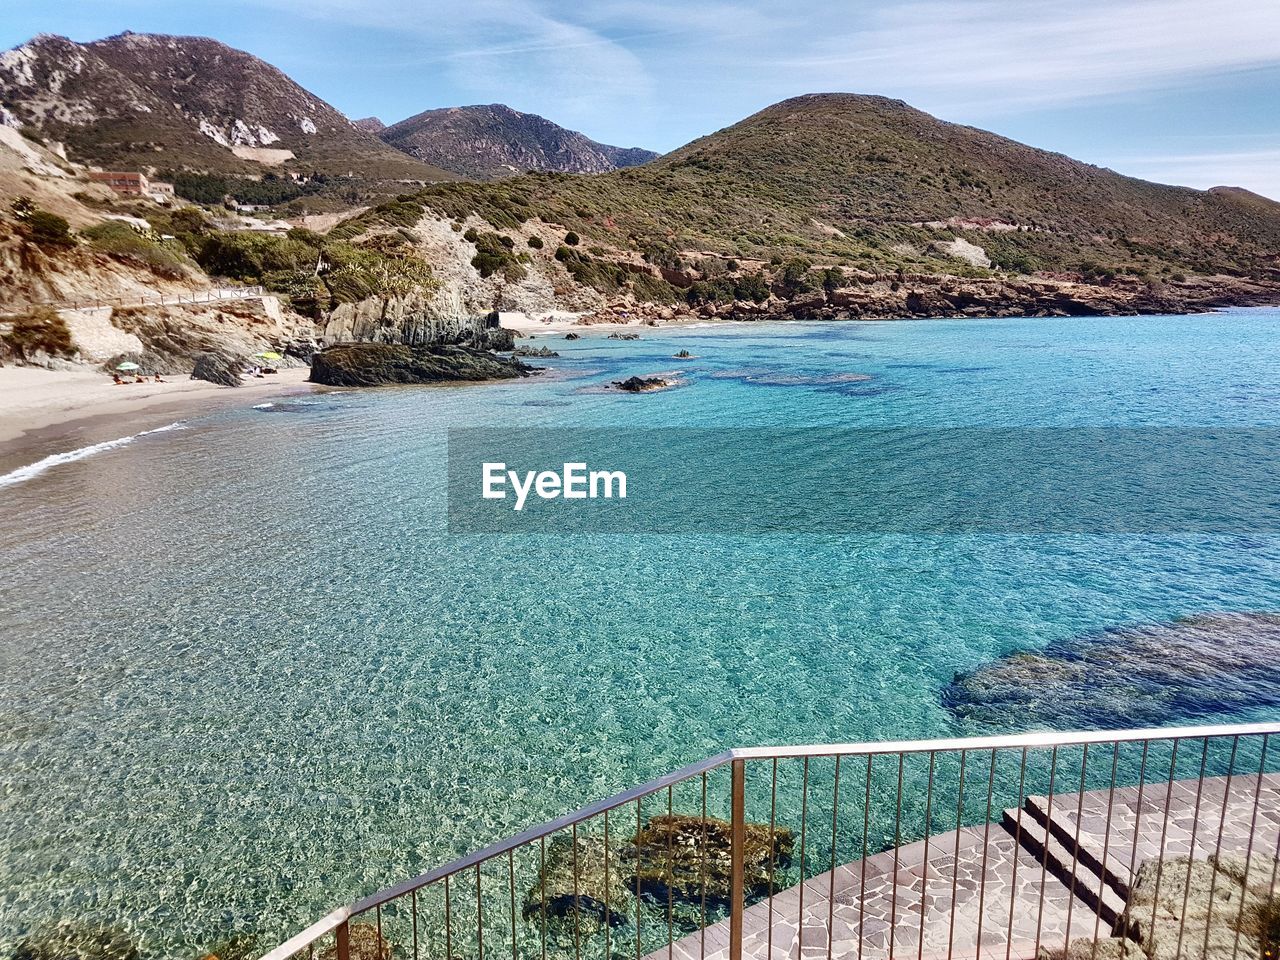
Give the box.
[0,366,317,469]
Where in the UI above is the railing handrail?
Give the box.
[258,720,1280,960]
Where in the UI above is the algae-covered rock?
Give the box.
[1124,854,1279,960]
[623,813,794,903]
[309,342,531,386]
[316,923,391,960]
[12,922,141,960]
[523,834,633,936]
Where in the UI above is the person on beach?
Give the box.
[112,372,126,385]
[154,373,166,383]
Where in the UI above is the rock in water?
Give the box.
[623,813,795,903]
[612,376,672,393]
[308,343,531,387]
[564,332,581,340]
[523,834,633,936]
[514,345,560,357]
[190,352,243,387]
[942,613,1280,728]
[607,332,641,340]
[12,922,141,960]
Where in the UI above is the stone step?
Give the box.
[1001,807,1128,931]
[1023,795,1132,899]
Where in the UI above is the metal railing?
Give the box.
[2,286,266,314]
[260,722,1280,960]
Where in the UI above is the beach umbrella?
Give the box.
[116,362,140,371]
[254,351,282,361]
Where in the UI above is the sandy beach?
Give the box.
[0,365,317,474]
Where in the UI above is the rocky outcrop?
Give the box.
[190,352,244,387]
[514,345,559,357]
[308,342,531,386]
[318,292,513,351]
[612,376,674,392]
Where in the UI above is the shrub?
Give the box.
[1,307,74,362]
[564,231,580,246]
[470,231,526,281]
[527,235,544,250]
[82,221,188,278]
[25,210,75,248]
[196,232,315,281]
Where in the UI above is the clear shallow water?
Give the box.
[3,311,1280,956]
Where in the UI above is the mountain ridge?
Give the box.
[379,103,658,180]
[0,32,457,181]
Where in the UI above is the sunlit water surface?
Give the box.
[3,312,1280,956]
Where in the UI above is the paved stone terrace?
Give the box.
[645,774,1280,960]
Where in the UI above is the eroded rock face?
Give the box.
[190,352,243,387]
[308,342,531,386]
[623,813,795,903]
[318,292,512,350]
[942,613,1280,728]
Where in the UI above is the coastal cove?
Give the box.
[3,311,1280,958]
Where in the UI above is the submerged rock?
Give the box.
[623,813,795,903]
[942,613,1280,728]
[190,352,244,387]
[523,834,633,936]
[607,332,641,340]
[12,922,141,960]
[309,343,532,387]
[316,924,391,960]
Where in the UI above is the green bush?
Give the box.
[196,232,315,281]
[469,231,526,281]
[25,210,75,248]
[527,235,544,250]
[1,307,74,362]
[564,231,580,246]
[82,222,188,278]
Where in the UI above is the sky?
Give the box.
[3,0,1280,199]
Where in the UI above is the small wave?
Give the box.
[0,422,186,489]
[252,402,276,410]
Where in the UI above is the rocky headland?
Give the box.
[308,342,532,386]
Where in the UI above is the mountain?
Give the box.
[411,94,1280,285]
[0,32,458,181]
[379,104,658,180]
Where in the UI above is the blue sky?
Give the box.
[4,0,1280,198]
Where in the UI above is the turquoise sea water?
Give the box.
[3,311,1280,956]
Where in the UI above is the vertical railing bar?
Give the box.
[1032,746,1059,960]
[445,874,454,960]
[1199,735,1239,960]
[539,837,548,960]
[891,751,905,960]
[1005,747,1029,960]
[767,759,778,960]
[571,822,582,960]
[858,755,872,959]
[477,864,486,960]
[1228,734,1271,960]
[798,756,810,952]
[1148,739,1182,941]
[605,809,613,960]
[1090,742,1122,960]
[700,771,709,960]
[666,784,675,960]
[636,797,643,960]
[730,759,746,960]
[974,748,998,959]
[376,904,382,950]
[336,920,350,960]
[946,749,967,960]
[1118,740,1150,944]
[1173,738,1211,960]
[1062,744,1090,953]
[509,849,518,960]
[917,751,937,960]
[827,755,843,960]
[411,888,419,960]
